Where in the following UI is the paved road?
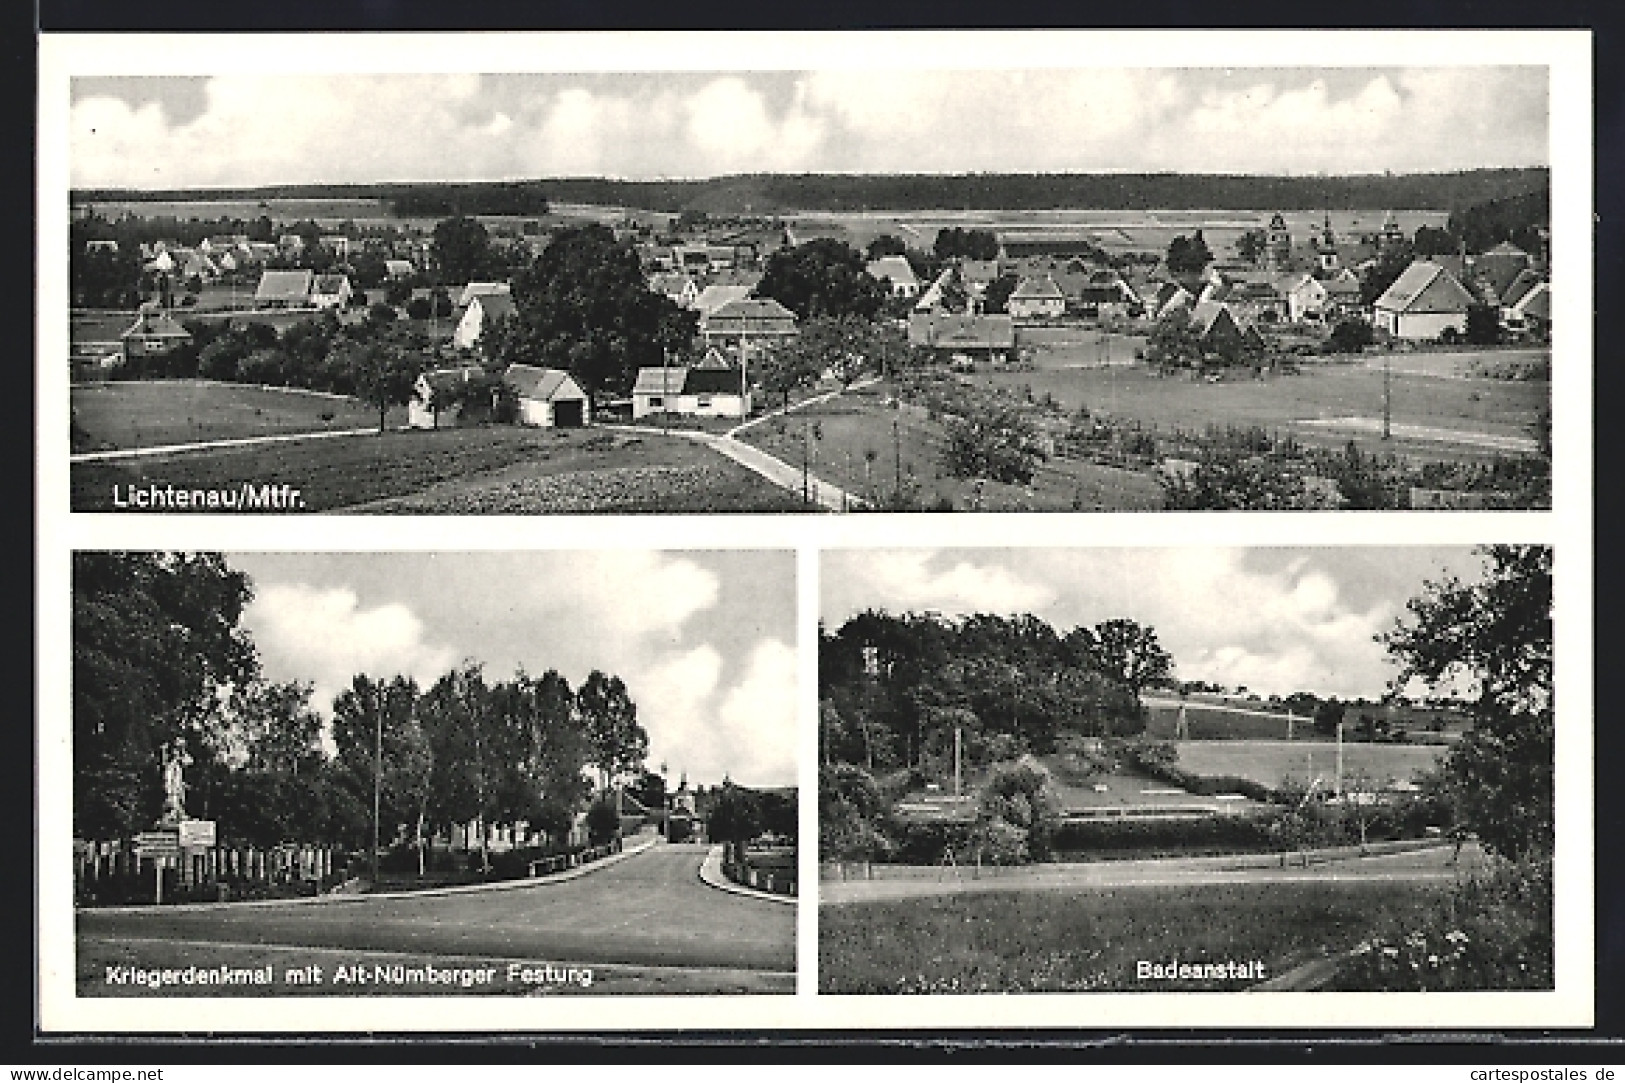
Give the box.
[821,842,1484,905]
[79,842,794,973]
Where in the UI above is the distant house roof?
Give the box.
[648,272,697,299]
[704,297,798,334]
[458,281,510,307]
[1501,269,1544,309]
[1514,281,1551,321]
[1373,260,1475,315]
[683,367,743,395]
[908,312,1016,350]
[866,256,918,287]
[384,259,416,277]
[694,284,753,316]
[472,293,517,323]
[1011,274,1065,300]
[121,305,191,341]
[1484,240,1529,258]
[1189,300,1237,338]
[255,269,313,302]
[633,367,689,396]
[312,274,350,296]
[504,364,582,402]
[417,365,483,397]
[960,259,1001,288]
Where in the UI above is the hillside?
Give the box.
[73,167,1549,217]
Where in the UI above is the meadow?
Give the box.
[71,380,396,451]
[72,426,809,513]
[968,353,1547,464]
[819,879,1446,993]
[1171,741,1445,791]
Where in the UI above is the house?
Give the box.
[1473,241,1533,304]
[701,297,798,349]
[631,351,750,419]
[84,239,119,254]
[319,235,351,257]
[960,259,1002,296]
[907,311,1015,362]
[865,256,920,299]
[505,364,590,428]
[384,259,417,279]
[457,281,510,308]
[1187,301,1248,361]
[310,274,353,310]
[408,365,485,429]
[693,284,754,318]
[1504,281,1551,340]
[119,303,192,363]
[1007,274,1067,320]
[254,269,315,309]
[648,272,702,309]
[1285,274,1330,323]
[1146,281,1195,321]
[1371,260,1475,340]
[452,293,517,350]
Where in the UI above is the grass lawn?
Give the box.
[966,356,1547,465]
[737,381,1165,511]
[78,937,790,996]
[72,426,809,513]
[1172,741,1445,791]
[71,380,399,451]
[819,878,1445,993]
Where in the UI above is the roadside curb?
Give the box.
[79,834,663,915]
[698,846,797,906]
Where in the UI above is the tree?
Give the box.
[1326,318,1375,355]
[975,756,1061,863]
[755,238,888,321]
[73,552,260,840]
[1413,225,1461,257]
[1382,546,1552,862]
[330,674,424,861]
[576,671,648,797]
[981,273,1020,315]
[1087,618,1173,713]
[1466,303,1502,346]
[866,234,907,260]
[933,227,1000,262]
[706,783,762,865]
[1359,240,1416,307]
[1144,312,1203,372]
[1166,231,1213,275]
[487,669,590,847]
[416,664,501,871]
[339,336,420,432]
[942,399,1046,486]
[431,216,493,283]
[1235,229,1268,267]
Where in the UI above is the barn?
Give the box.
[505,364,590,428]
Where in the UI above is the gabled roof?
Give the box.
[633,367,689,396]
[1373,260,1475,314]
[695,347,731,370]
[866,255,918,286]
[255,269,314,301]
[1484,240,1529,259]
[121,306,191,341]
[458,281,510,307]
[706,297,797,325]
[694,284,753,316]
[960,259,1001,286]
[1189,301,1238,338]
[1011,274,1065,300]
[683,367,743,395]
[504,364,582,401]
[471,293,517,322]
[1500,269,1544,309]
[1513,281,1551,321]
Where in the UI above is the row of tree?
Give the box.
[73,552,650,866]
[819,610,1171,775]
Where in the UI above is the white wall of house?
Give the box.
[1009,296,1066,319]
[517,394,590,428]
[633,391,749,419]
[1375,307,1467,340]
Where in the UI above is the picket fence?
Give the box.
[75,838,346,904]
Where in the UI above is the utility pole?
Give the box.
[1382,354,1392,440]
[953,726,963,798]
[371,703,382,886]
[802,419,811,505]
[1335,720,1344,797]
[893,413,903,501]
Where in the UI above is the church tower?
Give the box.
[1265,212,1292,270]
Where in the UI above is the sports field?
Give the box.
[1173,741,1445,791]
[71,380,395,451]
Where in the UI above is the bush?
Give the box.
[586,798,621,845]
[1051,814,1278,855]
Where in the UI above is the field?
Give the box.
[72,426,810,513]
[737,381,1166,511]
[71,381,396,451]
[1172,741,1446,791]
[968,351,1547,464]
[819,879,1444,993]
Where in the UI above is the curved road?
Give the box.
[79,842,793,973]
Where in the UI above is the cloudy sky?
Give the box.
[227,551,797,788]
[69,67,1547,189]
[821,547,1490,700]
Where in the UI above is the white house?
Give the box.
[505,364,590,428]
[866,256,920,299]
[700,297,798,349]
[310,274,353,310]
[1372,260,1474,340]
[631,352,750,419]
[254,269,315,309]
[119,303,192,363]
[693,283,754,318]
[384,259,416,279]
[1007,274,1067,320]
[409,365,484,430]
[452,293,518,350]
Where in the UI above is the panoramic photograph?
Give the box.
[818,545,1554,993]
[70,550,798,996]
[64,64,1553,512]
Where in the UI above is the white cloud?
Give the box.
[714,639,798,786]
[245,584,458,716]
[526,551,719,639]
[843,550,1057,616]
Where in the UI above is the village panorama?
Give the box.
[68,167,1552,513]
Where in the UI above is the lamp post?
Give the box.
[371,704,382,886]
